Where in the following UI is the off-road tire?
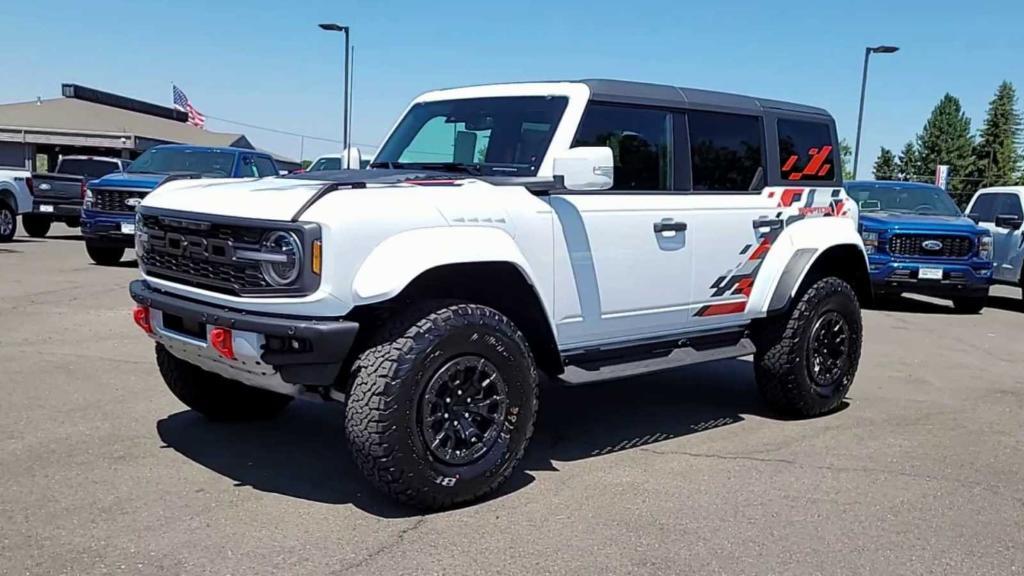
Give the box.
[345,301,539,510]
[155,344,293,421]
[952,295,986,314]
[753,277,862,418]
[85,242,124,265]
[0,202,16,242]
[22,214,51,238]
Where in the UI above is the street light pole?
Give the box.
[853,45,899,179]
[319,23,351,168]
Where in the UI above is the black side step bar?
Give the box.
[558,329,754,386]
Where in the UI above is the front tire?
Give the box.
[0,202,16,242]
[753,277,863,418]
[345,302,539,510]
[86,242,125,265]
[952,295,986,314]
[22,214,51,238]
[155,345,293,421]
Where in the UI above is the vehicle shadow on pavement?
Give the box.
[985,294,1024,313]
[870,295,958,315]
[156,358,820,517]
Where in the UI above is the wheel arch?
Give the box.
[766,243,871,315]
[0,185,19,212]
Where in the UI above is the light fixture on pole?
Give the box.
[319,22,351,168]
[853,45,899,179]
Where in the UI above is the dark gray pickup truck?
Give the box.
[26,156,130,237]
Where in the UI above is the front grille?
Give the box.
[92,188,147,213]
[139,214,271,294]
[887,234,973,258]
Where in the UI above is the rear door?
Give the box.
[551,103,695,348]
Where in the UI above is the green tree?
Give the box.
[897,141,918,181]
[974,81,1022,188]
[839,138,853,181]
[301,159,312,170]
[873,147,898,180]
[914,94,976,191]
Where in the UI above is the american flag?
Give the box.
[172,85,206,129]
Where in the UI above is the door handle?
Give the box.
[654,219,687,234]
[753,218,784,230]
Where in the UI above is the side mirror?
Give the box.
[994,213,1023,230]
[342,147,362,170]
[552,147,614,191]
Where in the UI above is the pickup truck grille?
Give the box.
[138,214,270,294]
[91,188,147,213]
[887,234,973,258]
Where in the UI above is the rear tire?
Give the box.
[345,301,539,510]
[753,277,863,418]
[22,214,51,238]
[0,202,16,242]
[952,295,986,314]
[86,242,125,265]
[155,345,293,421]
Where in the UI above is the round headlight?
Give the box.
[260,231,302,286]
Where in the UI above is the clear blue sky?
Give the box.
[2,0,1021,177]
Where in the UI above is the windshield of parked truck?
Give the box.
[372,96,569,176]
[847,183,962,217]
[308,157,341,172]
[58,158,122,179]
[127,148,236,177]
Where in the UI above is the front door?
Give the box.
[551,104,694,348]
[972,192,1024,282]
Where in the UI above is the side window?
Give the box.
[238,155,258,177]
[688,111,764,192]
[998,193,1023,219]
[572,104,671,191]
[777,119,837,182]
[970,194,1000,222]
[254,156,278,177]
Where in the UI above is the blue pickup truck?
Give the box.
[849,180,994,313]
[82,145,278,265]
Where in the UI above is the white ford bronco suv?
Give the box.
[129,80,869,509]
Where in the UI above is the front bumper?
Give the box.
[129,280,358,392]
[81,208,136,247]
[869,256,993,296]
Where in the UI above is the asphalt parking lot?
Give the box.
[1,224,1023,576]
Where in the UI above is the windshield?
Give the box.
[127,148,236,177]
[58,159,122,179]
[847,183,962,217]
[308,157,341,172]
[373,96,569,176]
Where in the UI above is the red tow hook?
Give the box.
[209,327,235,360]
[133,305,153,334]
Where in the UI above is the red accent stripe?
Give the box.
[803,145,833,176]
[817,163,832,177]
[749,239,771,260]
[735,277,754,296]
[779,188,803,206]
[700,301,747,317]
[782,155,799,172]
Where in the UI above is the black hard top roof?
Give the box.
[580,79,831,117]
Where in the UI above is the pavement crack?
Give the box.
[638,447,798,466]
[333,516,428,575]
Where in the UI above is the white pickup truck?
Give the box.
[0,169,33,242]
[129,80,869,509]
[966,187,1024,299]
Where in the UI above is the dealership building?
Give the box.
[0,84,299,172]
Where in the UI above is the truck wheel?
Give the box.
[155,344,293,420]
[952,295,986,314]
[22,215,51,238]
[0,202,16,242]
[66,216,81,228]
[345,302,539,510]
[85,242,125,265]
[753,277,862,418]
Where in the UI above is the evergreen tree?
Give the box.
[897,141,918,181]
[873,147,898,180]
[839,138,854,181]
[974,81,1022,188]
[914,94,976,191]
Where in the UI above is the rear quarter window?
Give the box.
[777,119,837,182]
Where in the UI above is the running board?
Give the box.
[557,330,755,386]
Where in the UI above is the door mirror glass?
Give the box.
[552,147,614,191]
[994,213,1023,230]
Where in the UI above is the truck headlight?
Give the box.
[83,188,94,209]
[861,230,879,254]
[260,231,302,286]
[978,235,993,260]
